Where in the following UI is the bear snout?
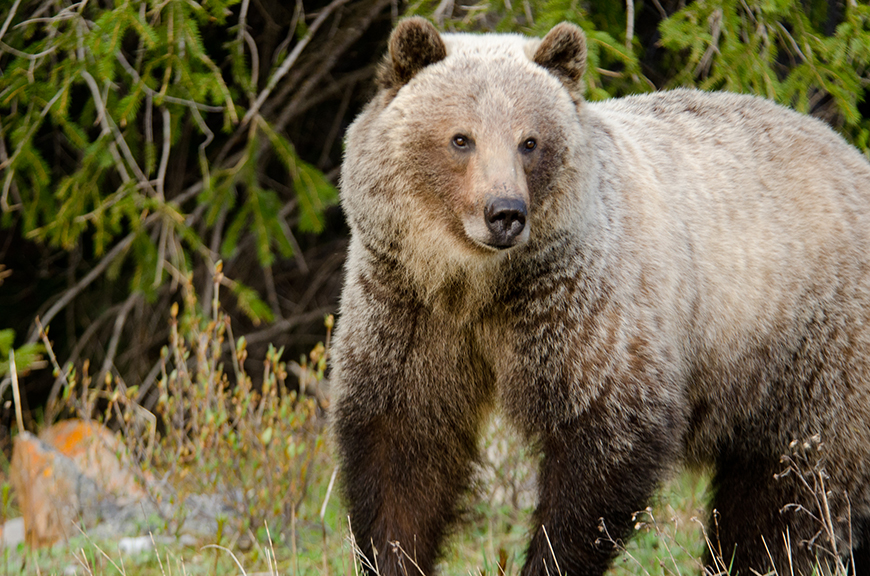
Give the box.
[484,196,528,248]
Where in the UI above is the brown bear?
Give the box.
[331,17,870,576]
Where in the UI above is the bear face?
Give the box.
[340,20,592,302]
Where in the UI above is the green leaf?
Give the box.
[231,282,274,325]
[0,331,14,356]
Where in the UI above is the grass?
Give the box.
[0,430,714,576]
[0,399,714,576]
[1,270,849,575]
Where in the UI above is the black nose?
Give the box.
[485,197,527,247]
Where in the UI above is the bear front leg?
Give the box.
[334,401,484,575]
[519,410,681,576]
[331,286,492,576]
[501,294,685,576]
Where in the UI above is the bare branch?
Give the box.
[39,317,73,425]
[0,0,23,45]
[156,107,171,200]
[81,70,158,196]
[271,0,390,131]
[23,212,161,346]
[263,264,282,320]
[240,0,353,126]
[115,50,226,112]
[234,306,333,347]
[0,40,56,59]
[96,292,140,388]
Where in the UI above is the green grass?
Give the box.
[6,274,717,575]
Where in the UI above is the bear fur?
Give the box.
[331,17,870,576]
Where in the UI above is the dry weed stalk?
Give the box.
[776,435,852,576]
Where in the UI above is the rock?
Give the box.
[117,535,153,554]
[39,419,146,505]
[0,517,24,547]
[10,419,242,549]
[10,420,145,548]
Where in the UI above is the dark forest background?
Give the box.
[1,0,868,443]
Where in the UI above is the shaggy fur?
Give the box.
[331,17,870,576]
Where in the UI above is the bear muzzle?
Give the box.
[484,196,528,248]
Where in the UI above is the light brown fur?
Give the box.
[332,17,870,576]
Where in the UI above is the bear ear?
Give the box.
[533,22,587,102]
[378,17,447,92]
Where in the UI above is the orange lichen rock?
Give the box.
[39,419,145,504]
[10,420,144,548]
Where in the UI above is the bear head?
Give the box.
[341,18,592,301]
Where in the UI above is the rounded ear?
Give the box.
[533,23,587,102]
[378,17,447,91]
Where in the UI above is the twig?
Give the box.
[279,215,309,274]
[433,0,454,24]
[81,70,157,195]
[134,356,164,407]
[293,251,344,313]
[202,206,229,311]
[243,30,259,96]
[114,51,225,112]
[240,0,352,126]
[24,213,158,344]
[9,351,23,432]
[235,306,333,347]
[650,0,667,19]
[694,9,722,79]
[37,317,72,424]
[263,265,282,320]
[154,219,169,289]
[271,0,387,131]
[625,0,634,51]
[776,22,807,62]
[14,182,202,359]
[187,100,214,192]
[156,107,171,200]
[318,77,355,169]
[0,82,66,173]
[0,40,56,60]
[275,0,304,61]
[96,292,140,388]
[0,0,22,46]
[236,0,251,55]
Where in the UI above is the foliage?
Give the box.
[0,330,43,378]
[51,267,334,539]
[2,0,868,410]
[0,0,358,396]
[408,0,870,152]
[1,0,336,304]
[660,0,870,150]
[148,269,331,537]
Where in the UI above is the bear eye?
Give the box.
[452,134,471,149]
[522,138,537,152]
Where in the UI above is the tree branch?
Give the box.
[240,0,352,126]
[96,292,140,389]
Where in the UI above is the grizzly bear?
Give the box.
[331,17,870,576]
